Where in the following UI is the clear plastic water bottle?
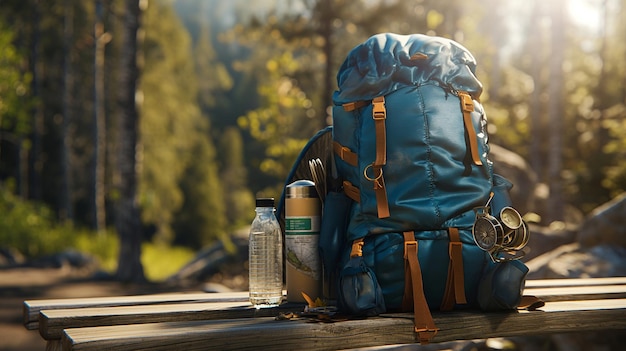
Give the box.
[248,198,283,308]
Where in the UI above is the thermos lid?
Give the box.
[255,197,275,208]
[286,180,319,198]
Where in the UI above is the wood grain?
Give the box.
[24,291,249,330]
[39,300,297,340]
[36,282,626,341]
[60,298,626,351]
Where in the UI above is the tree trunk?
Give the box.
[29,0,43,201]
[547,0,564,222]
[61,0,74,221]
[115,0,145,283]
[318,0,333,129]
[529,0,544,179]
[94,0,110,232]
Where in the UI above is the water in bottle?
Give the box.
[248,198,283,308]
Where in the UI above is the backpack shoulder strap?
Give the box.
[339,97,390,218]
[458,91,483,166]
[440,227,467,311]
[401,231,438,344]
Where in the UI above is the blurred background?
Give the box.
[1,1,625,349]
[0,0,624,283]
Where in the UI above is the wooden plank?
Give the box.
[523,284,626,302]
[24,291,249,330]
[524,277,626,288]
[39,283,623,341]
[61,298,626,351]
[39,300,300,340]
[26,278,624,329]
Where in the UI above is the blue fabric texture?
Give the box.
[333,33,483,105]
[337,255,386,316]
[330,33,527,313]
[477,259,528,310]
[336,230,490,310]
[332,35,494,240]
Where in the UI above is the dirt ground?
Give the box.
[0,267,204,351]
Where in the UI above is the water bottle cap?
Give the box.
[255,198,275,208]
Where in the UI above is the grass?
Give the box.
[141,242,196,281]
[76,231,197,282]
[1,187,197,282]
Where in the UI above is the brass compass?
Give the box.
[472,213,503,251]
[472,195,529,262]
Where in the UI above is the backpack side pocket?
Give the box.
[338,238,386,316]
[477,259,528,311]
[319,191,352,300]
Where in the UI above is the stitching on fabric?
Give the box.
[416,86,441,220]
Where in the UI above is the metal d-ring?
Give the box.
[363,163,383,182]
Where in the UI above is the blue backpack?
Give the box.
[280,33,538,344]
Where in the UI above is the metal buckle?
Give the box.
[459,92,474,112]
[363,163,383,182]
[372,97,386,120]
[350,239,364,258]
[404,240,418,259]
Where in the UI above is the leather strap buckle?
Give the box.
[372,96,386,120]
[449,240,462,252]
[414,328,439,344]
[404,240,418,258]
[342,100,370,112]
[459,92,474,112]
[350,239,364,258]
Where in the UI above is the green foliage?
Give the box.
[1,0,626,267]
[0,23,32,137]
[230,24,318,194]
[0,187,68,257]
[481,67,535,159]
[172,136,227,248]
[217,127,255,230]
[224,0,463,196]
[141,242,196,281]
[0,186,117,268]
[0,21,32,155]
[236,51,312,180]
[72,229,119,272]
[192,21,234,116]
[140,1,225,247]
[0,185,194,281]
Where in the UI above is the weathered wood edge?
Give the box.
[26,278,626,329]
[524,277,626,288]
[60,299,626,351]
[23,291,249,330]
[523,284,626,301]
[39,301,300,340]
[37,283,626,340]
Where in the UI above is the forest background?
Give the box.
[0,0,624,282]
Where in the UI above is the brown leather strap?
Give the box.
[440,228,467,311]
[401,231,438,344]
[373,173,390,218]
[333,141,358,167]
[372,97,387,167]
[401,232,415,311]
[371,96,390,218]
[458,91,483,166]
[350,238,365,258]
[342,180,360,203]
[343,100,370,112]
[518,295,545,310]
[410,52,429,60]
